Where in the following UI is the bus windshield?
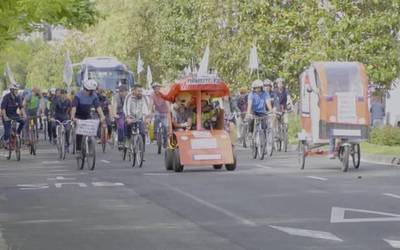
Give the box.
[89,70,127,90]
[326,63,363,96]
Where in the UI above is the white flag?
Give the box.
[146,65,152,89]
[137,52,144,75]
[198,45,210,76]
[63,51,73,87]
[248,44,259,73]
[6,62,16,85]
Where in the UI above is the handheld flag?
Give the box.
[5,62,16,85]
[63,51,73,87]
[146,65,153,89]
[248,44,259,73]
[137,52,144,75]
[198,45,210,76]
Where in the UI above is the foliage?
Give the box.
[370,126,400,146]
[288,114,301,144]
[0,0,99,49]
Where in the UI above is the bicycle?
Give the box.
[156,120,166,155]
[75,119,99,171]
[264,112,275,157]
[70,121,76,154]
[54,119,72,160]
[274,111,289,153]
[27,117,38,155]
[100,122,108,153]
[251,116,267,160]
[42,115,48,141]
[6,119,22,161]
[127,120,144,168]
[109,120,117,150]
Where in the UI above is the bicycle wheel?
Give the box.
[258,130,266,160]
[29,127,37,155]
[122,142,127,161]
[252,133,258,159]
[340,145,350,172]
[76,138,85,170]
[101,126,107,153]
[265,129,274,157]
[61,130,66,160]
[298,141,306,169]
[352,144,361,169]
[15,136,21,161]
[282,124,288,152]
[71,128,76,155]
[130,137,136,167]
[7,138,13,160]
[86,137,96,170]
[56,126,63,160]
[157,127,162,155]
[136,135,144,168]
[43,120,47,141]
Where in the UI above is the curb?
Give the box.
[361,153,400,167]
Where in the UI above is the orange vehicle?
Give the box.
[162,74,237,172]
[298,62,370,172]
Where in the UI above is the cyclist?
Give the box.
[50,89,72,152]
[1,83,26,147]
[246,79,273,133]
[111,85,129,150]
[97,88,112,141]
[198,92,218,129]
[47,88,57,142]
[123,84,150,151]
[70,79,106,155]
[150,82,168,147]
[274,78,288,112]
[23,87,42,142]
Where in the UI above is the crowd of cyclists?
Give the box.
[0,76,292,166]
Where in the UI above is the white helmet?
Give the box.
[251,79,264,89]
[83,79,98,91]
[276,78,285,84]
[9,83,19,90]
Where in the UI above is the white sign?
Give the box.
[330,207,400,223]
[75,119,99,136]
[192,131,211,138]
[191,138,217,149]
[337,93,357,123]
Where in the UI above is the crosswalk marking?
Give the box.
[383,193,400,200]
[384,239,400,248]
[270,225,343,242]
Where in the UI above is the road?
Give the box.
[0,139,399,250]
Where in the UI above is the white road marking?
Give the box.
[55,182,88,188]
[163,183,257,227]
[383,193,400,199]
[17,184,49,190]
[384,239,400,248]
[143,173,173,176]
[253,164,273,169]
[15,219,74,224]
[100,160,111,164]
[92,182,124,187]
[270,225,343,242]
[306,176,328,181]
[330,207,400,223]
[47,176,76,181]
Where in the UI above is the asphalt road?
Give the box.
[0,138,399,250]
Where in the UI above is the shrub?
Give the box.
[370,127,400,146]
[288,114,301,142]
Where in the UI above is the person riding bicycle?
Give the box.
[111,84,129,150]
[123,84,150,151]
[47,88,57,142]
[198,92,218,129]
[1,83,26,147]
[150,82,168,146]
[50,89,72,151]
[274,78,288,112]
[246,79,273,133]
[97,88,112,141]
[70,79,106,155]
[23,87,42,143]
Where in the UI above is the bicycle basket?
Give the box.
[75,119,100,136]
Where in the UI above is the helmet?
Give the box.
[176,92,192,107]
[276,78,285,84]
[263,79,273,87]
[49,88,56,95]
[9,83,19,90]
[251,79,264,89]
[201,92,211,101]
[151,82,162,88]
[83,79,98,91]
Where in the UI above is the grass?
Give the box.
[361,142,400,156]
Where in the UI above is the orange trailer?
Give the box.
[298,62,370,171]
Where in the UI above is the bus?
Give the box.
[75,56,135,92]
